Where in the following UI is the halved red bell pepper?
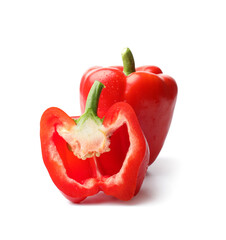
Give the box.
[40,81,149,203]
[80,48,178,165]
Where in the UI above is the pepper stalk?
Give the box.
[121,47,136,76]
[60,81,110,160]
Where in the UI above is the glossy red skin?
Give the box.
[80,66,177,165]
[40,102,149,203]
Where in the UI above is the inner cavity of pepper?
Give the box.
[52,123,130,184]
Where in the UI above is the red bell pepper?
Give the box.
[80,48,178,165]
[40,81,149,203]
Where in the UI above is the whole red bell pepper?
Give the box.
[80,48,178,165]
[40,81,149,203]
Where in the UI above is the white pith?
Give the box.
[57,118,111,160]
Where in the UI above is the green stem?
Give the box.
[84,81,105,115]
[75,81,105,125]
[121,48,135,76]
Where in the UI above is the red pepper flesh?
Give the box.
[40,81,149,202]
[80,48,178,165]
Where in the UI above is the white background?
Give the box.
[1,0,226,239]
